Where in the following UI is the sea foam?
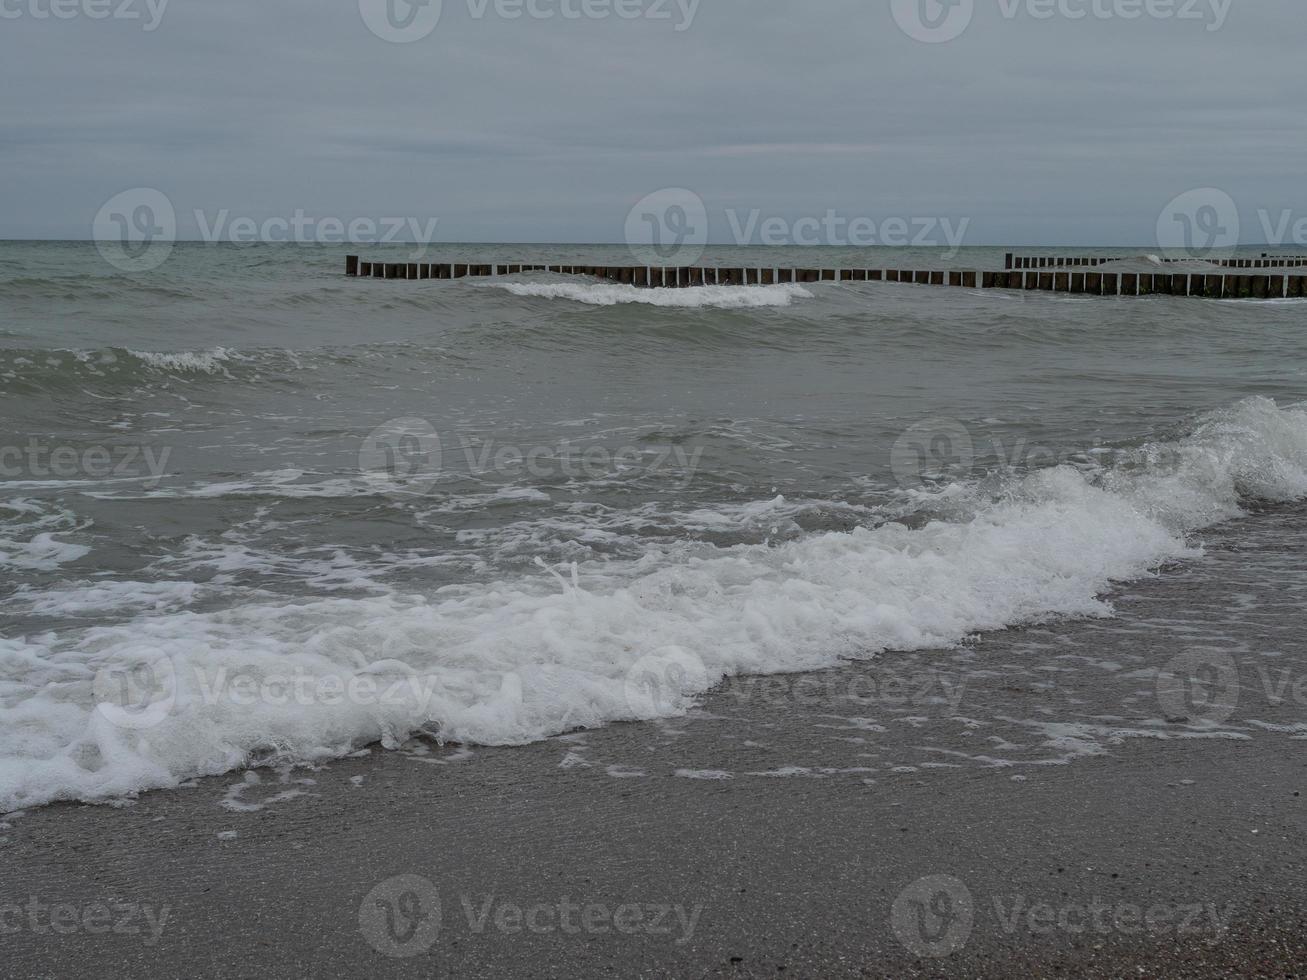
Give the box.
[487,282,814,308]
[3,397,1307,811]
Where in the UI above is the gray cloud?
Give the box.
[1,0,1303,245]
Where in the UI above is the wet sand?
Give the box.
[7,505,1307,977]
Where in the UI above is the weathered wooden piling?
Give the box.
[347,255,1298,302]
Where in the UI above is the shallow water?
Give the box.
[2,241,1306,811]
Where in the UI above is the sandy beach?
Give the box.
[7,504,1307,978]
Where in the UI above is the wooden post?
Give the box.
[914,271,930,285]
[749,268,762,285]
[1005,253,1013,269]
[821,269,836,281]
[419,264,431,279]
[930,271,945,286]
[1055,272,1070,292]
[1038,272,1054,291]
[346,255,359,277]
[1171,273,1191,297]
[777,269,794,283]
[961,271,976,288]
[1252,275,1270,299]
[1085,272,1101,294]
[1099,273,1118,295]
[1118,273,1136,295]
[948,271,962,287]
[372,263,385,279]
[1070,273,1086,294]
[359,261,372,277]
[407,262,418,279]
[761,268,776,285]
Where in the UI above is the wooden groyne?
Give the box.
[346,256,1307,299]
[1005,252,1307,269]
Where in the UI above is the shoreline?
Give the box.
[6,504,1307,976]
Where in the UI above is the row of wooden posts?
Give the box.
[1006,253,1307,269]
[345,256,1307,298]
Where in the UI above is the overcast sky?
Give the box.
[3,0,1304,246]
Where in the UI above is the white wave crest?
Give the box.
[488,282,813,308]
[127,348,235,374]
[4,397,1307,811]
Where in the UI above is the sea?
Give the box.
[3,240,1307,812]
